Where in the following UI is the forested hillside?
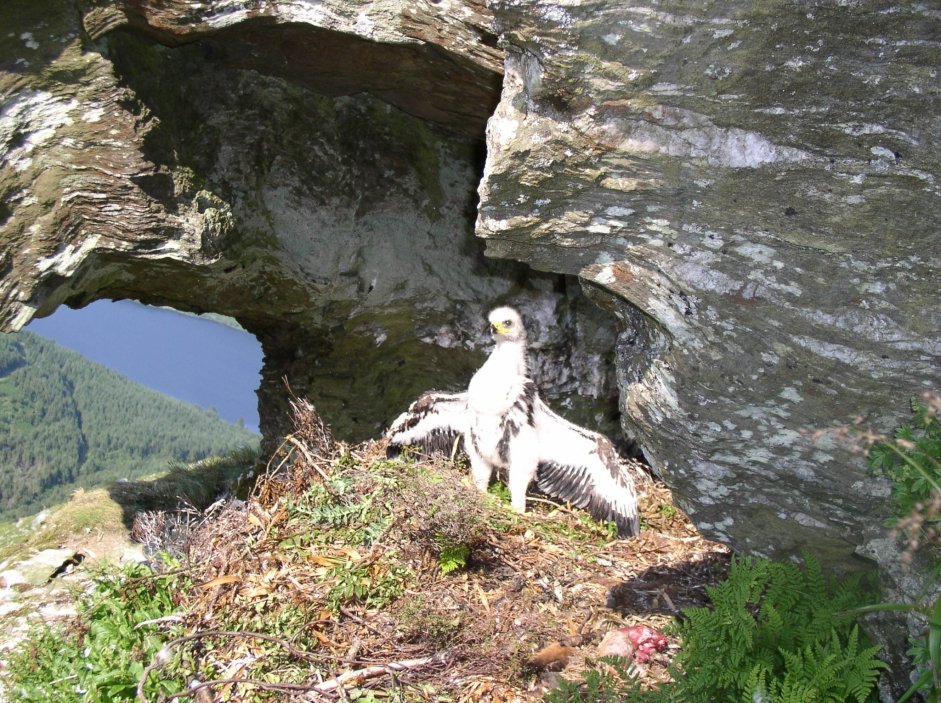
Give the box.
[0,331,259,517]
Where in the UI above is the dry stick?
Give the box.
[136,629,341,703]
[134,614,185,630]
[341,637,363,669]
[305,650,451,697]
[576,608,595,636]
[263,439,295,479]
[526,495,584,517]
[483,536,523,573]
[249,441,297,504]
[159,652,450,702]
[119,566,190,589]
[285,434,331,481]
[658,588,680,614]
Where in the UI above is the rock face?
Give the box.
[0,0,620,443]
[484,1,941,532]
[1,0,939,692]
[476,1,940,688]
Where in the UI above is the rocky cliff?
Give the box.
[0,0,621,444]
[1,0,939,693]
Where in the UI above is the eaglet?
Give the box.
[386,306,640,537]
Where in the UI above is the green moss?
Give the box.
[360,100,446,213]
[0,0,79,80]
[0,488,125,563]
[302,308,485,441]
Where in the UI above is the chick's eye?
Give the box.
[503,319,512,326]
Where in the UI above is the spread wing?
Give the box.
[533,397,640,538]
[385,391,468,458]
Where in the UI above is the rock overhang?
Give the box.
[2,0,939,631]
[84,0,504,139]
[2,1,940,693]
[474,0,939,690]
[2,0,627,449]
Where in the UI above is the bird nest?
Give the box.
[135,399,730,701]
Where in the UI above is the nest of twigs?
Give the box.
[136,399,730,702]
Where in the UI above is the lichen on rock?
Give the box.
[476,0,940,692]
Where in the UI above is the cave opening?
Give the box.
[0,298,262,518]
[25,298,264,433]
[5,13,630,462]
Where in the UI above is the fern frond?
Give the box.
[840,627,888,703]
[742,664,770,703]
[662,554,885,703]
[801,551,827,603]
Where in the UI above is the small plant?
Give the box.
[547,656,632,703]
[390,458,493,559]
[395,593,462,647]
[668,554,883,703]
[437,542,470,574]
[488,479,511,503]
[548,553,884,703]
[853,596,941,703]
[863,393,941,702]
[4,559,188,702]
[869,394,941,555]
[288,472,391,546]
[903,597,941,703]
[325,558,412,613]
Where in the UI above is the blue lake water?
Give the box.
[27,300,263,433]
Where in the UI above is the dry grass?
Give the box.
[0,488,128,564]
[135,402,730,702]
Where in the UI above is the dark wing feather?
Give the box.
[385,391,468,459]
[533,397,639,537]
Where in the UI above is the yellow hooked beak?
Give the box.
[490,320,510,335]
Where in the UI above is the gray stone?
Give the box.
[0,571,26,590]
[476,1,940,690]
[0,0,619,444]
[2,549,81,588]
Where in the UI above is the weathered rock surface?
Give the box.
[0,548,83,588]
[1,0,939,693]
[477,0,940,689]
[83,0,503,137]
[0,0,619,444]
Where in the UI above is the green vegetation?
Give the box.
[2,398,639,701]
[543,393,941,703]
[5,560,189,702]
[865,394,941,702]
[437,543,471,575]
[0,448,257,565]
[0,331,258,517]
[551,395,941,703]
[325,558,412,614]
[0,488,126,564]
[855,597,941,703]
[869,394,941,554]
[548,554,883,703]
[11,392,939,701]
[111,448,259,516]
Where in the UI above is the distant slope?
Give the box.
[0,331,259,517]
[26,300,263,431]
